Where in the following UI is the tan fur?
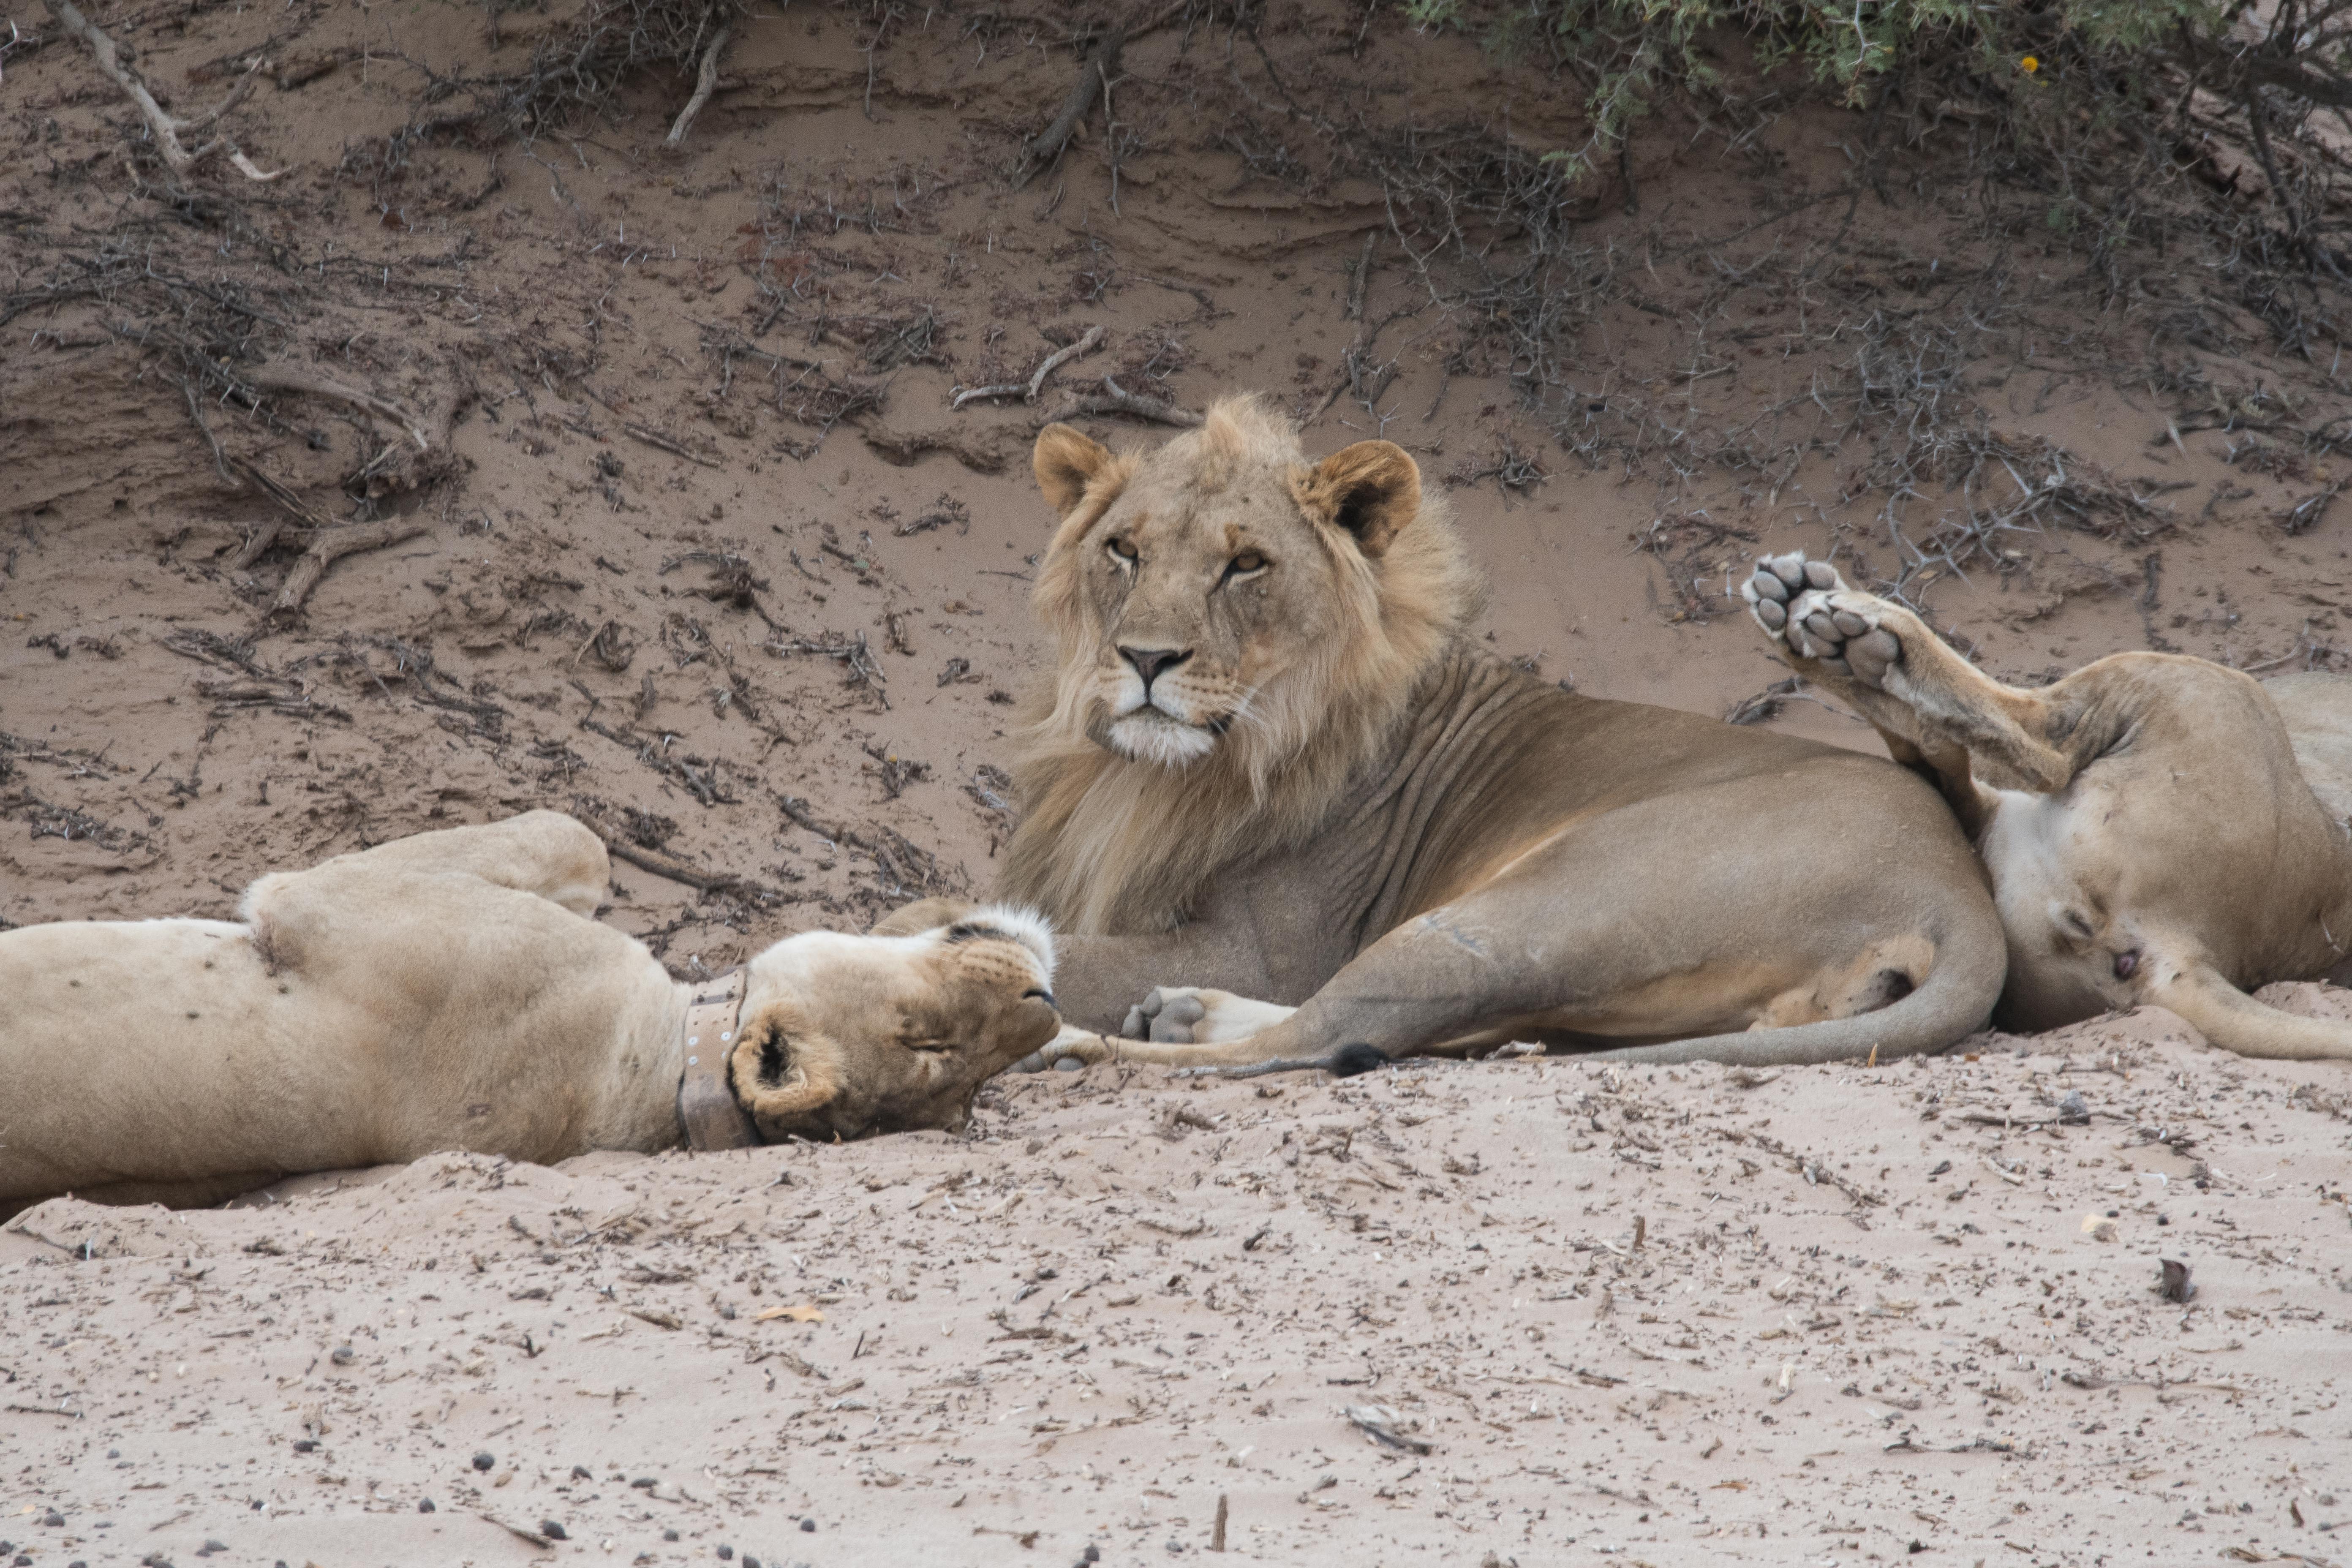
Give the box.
[1007,397,1483,935]
[0,814,1062,1216]
[987,401,2008,1073]
[1748,556,2352,1059]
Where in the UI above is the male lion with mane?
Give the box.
[1000,396,2006,1074]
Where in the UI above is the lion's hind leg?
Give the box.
[1745,554,2080,829]
[244,811,611,928]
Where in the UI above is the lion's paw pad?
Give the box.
[1742,553,1902,686]
[1124,987,1207,1044]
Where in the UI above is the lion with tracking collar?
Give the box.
[1004,396,2008,1073]
[0,812,1062,1216]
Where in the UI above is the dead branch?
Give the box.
[950,380,1027,410]
[622,422,721,467]
[227,457,332,570]
[271,520,428,618]
[951,324,1105,409]
[1026,323,1104,402]
[1010,24,1125,189]
[574,801,781,898]
[43,0,277,179]
[180,374,234,485]
[246,366,433,451]
[1044,376,1202,427]
[664,24,730,148]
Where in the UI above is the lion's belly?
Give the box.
[0,918,408,1204]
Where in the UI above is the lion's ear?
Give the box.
[729,1012,841,1125]
[1301,440,1421,558]
[1034,423,1116,517]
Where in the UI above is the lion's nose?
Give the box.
[1119,645,1190,693]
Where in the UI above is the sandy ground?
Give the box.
[5,1013,2351,1566]
[8,0,2352,1559]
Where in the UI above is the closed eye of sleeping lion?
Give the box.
[980,395,2006,1076]
[0,812,1061,1218]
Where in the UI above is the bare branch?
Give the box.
[42,0,275,178]
[664,24,730,148]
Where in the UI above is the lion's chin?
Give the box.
[1105,712,1218,768]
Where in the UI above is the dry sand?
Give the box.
[5,1013,2351,1565]
[7,0,2352,1560]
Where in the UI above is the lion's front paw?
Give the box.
[1125,986,1207,1043]
[1742,553,1903,687]
[1013,1024,1112,1074]
[1124,986,1298,1045]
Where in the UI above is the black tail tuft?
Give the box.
[1327,1042,1387,1078]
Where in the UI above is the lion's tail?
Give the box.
[2143,963,2352,1060]
[1586,886,2007,1069]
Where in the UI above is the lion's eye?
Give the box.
[1106,537,1138,564]
[1223,550,1267,580]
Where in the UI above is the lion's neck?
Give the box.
[1002,638,1512,935]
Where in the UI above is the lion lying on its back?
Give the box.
[0,814,1061,1215]
[995,396,2007,1072]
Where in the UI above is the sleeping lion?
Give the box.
[0,812,1062,1216]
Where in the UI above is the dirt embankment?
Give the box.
[6,0,2352,1560]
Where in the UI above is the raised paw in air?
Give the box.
[1741,553,1903,687]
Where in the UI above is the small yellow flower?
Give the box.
[2020,54,2040,73]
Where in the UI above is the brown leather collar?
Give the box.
[675,967,758,1152]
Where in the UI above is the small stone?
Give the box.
[662,1530,679,1542]
[1083,1548,1102,1564]
[800,1517,817,1532]
[329,1345,355,1365]
[471,1451,496,1472]
[43,1514,64,1528]
[571,1464,592,1479]
[291,1439,317,1454]
[717,1549,734,1562]
[743,1557,762,1568]
[540,1521,569,1541]
[106,1449,121,1459]
[418,1499,436,1514]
